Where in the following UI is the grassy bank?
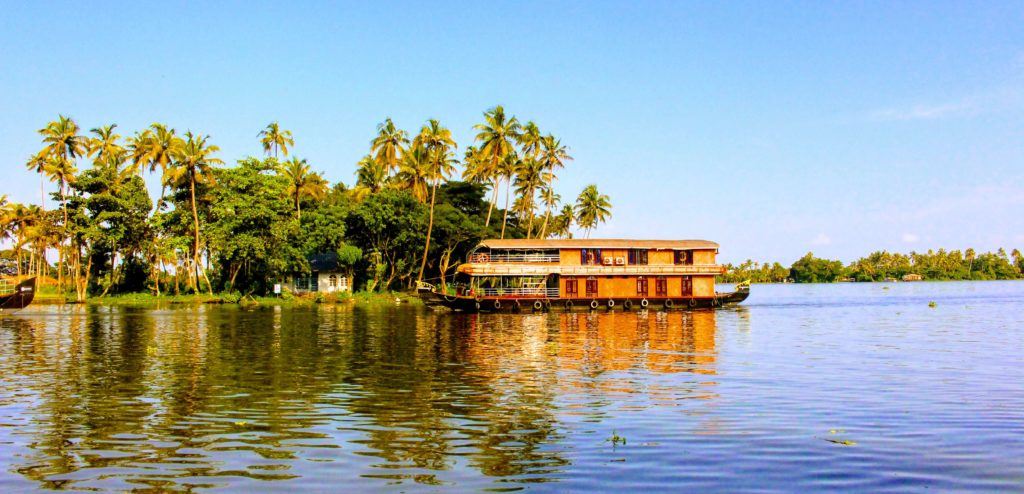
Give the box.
[37,290,424,308]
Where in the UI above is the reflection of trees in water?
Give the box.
[342,310,568,481]
[1,305,572,489]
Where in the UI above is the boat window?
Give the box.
[585,277,598,297]
[682,276,693,296]
[637,276,648,295]
[655,276,668,296]
[566,278,578,296]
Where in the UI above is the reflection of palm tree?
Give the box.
[166,131,222,295]
[574,184,612,238]
[258,122,294,159]
[473,106,521,228]
[413,119,458,282]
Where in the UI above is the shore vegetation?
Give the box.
[1,108,613,302]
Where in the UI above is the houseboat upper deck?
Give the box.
[419,239,748,312]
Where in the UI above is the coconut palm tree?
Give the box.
[278,157,327,219]
[574,184,612,238]
[538,186,561,239]
[513,157,546,238]
[166,131,222,295]
[352,154,387,201]
[519,121,544,159]
[412,119,458,282]
[371,118,409,175]
[461,146,490,186]
[556,204,575,239]
[24,154,49,208]
[396,144,432,202]
[43,156,78,230]
[473,106,521,228]
[258,122,294,159]
[87,124,123,163]
[497,151,521,238]
[128,124,184,210]
[538,135,572,237]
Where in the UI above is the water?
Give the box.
[1,282,1022,492]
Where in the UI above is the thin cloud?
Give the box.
[812,233,832,246]
[868,85,1022,122]
[901,233,919,243]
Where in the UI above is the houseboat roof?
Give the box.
[477,239,719,250]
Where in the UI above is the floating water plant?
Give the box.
[928,301,937,308]
[606,431,626,446]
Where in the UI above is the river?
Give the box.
[1,281,1022,492]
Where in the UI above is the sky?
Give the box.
[1,1,1022,264]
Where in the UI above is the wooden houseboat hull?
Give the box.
[0,278,36,313]
[420,287,749,312]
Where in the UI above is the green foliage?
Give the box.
[719,260,790,283]
[790,252,847,283]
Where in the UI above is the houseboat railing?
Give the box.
[0,280,14,296]
[470,253,560,263]
[462,264,725,276]
[475,287,561,297]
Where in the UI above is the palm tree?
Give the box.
[497,150,521,238]
[25,154,49,208]
[258,122,294,159]
[461,146,489,185]
[519,121,543,159]
[352,154,387,201]
[371,118,409,175]
[128,124,184,210]
[538,186,561,239]
[87,124,123,163]
[43,156,78,229]
[574,184,612,238]
[396,144,432,202]
[538,135,572,238]
[278,157,327,219]
[412,119,458,282]
[556,204,575,239]
[513,157,546,238]
[166,131,222,295]
[473,106,521,228]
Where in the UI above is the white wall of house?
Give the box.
[317,272,350,292]
[286,272,351,293]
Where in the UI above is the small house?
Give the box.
[287,252,352,294]
[902,273,923,282]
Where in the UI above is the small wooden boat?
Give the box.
[0,277,36,313]
[419,239,750,312]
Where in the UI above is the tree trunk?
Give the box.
[500,178,511,239]
[190,175,214,296]
[485,179,498,227]
[417,180,438,282]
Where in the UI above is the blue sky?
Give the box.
[2,1,1022,264]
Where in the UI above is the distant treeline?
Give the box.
[719,248,1024,283]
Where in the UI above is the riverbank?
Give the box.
[34,290,424,308]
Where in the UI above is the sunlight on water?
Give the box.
[1,282,1022,492]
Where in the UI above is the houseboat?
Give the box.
[418,239,749,312]
[0,277,35,313]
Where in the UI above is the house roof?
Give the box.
[309,252,340,272]
[477,239,719,250]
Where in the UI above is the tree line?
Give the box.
[719,249,1024,283]
[0,107,614,300]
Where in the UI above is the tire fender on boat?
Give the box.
[689,298,697,308]
[665,299,674,309]
[623,300,633,310]
[533,300,543,311]
[590,300,599,310]
[565,300,574,309]
[513,300,521,311]
[493,300,502,310]
[607,299,616,308]
[640,298,649,308]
